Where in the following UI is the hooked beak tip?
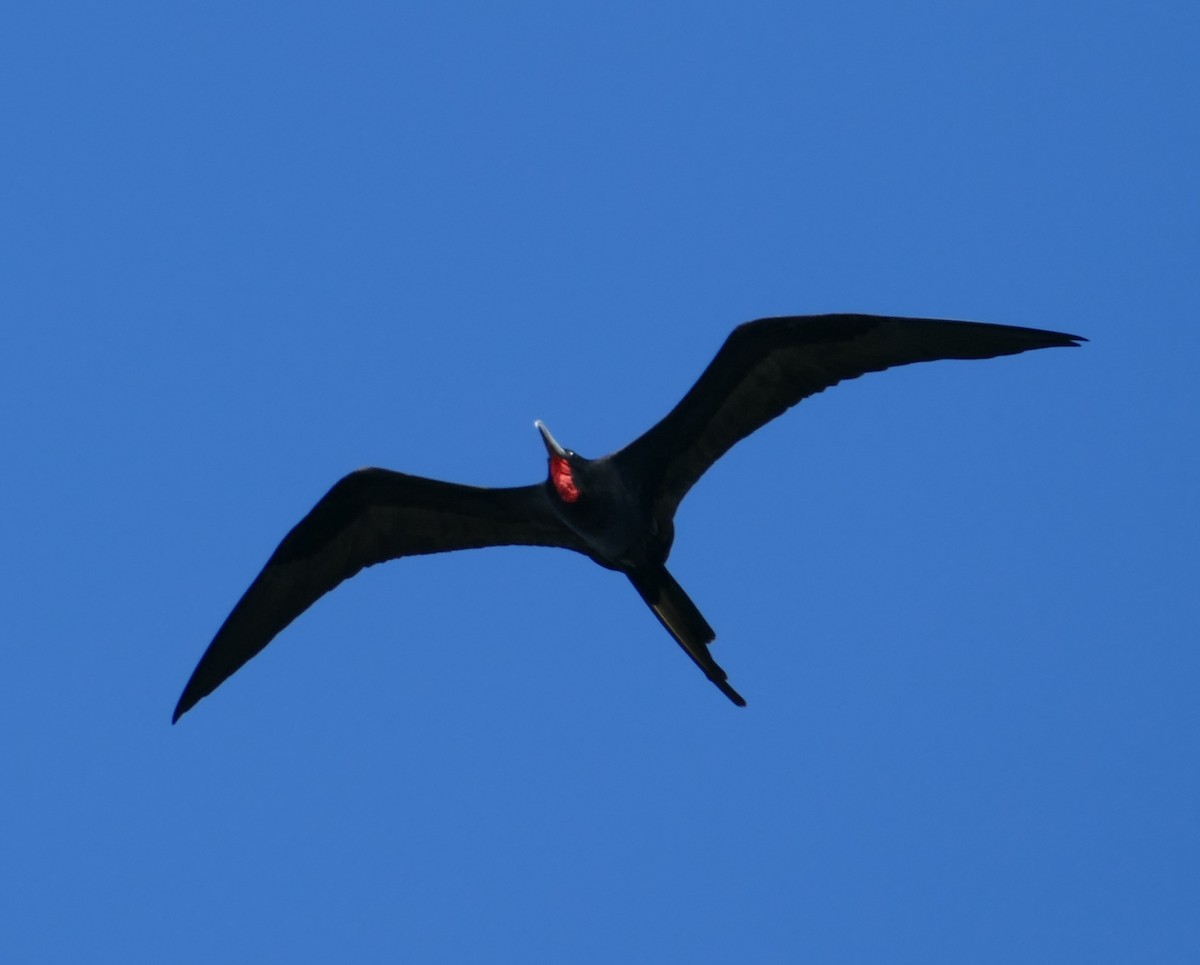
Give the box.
[535,420,566,457]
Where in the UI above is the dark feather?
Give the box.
[173,470,585,722]
[627,568,745,707]
[614,314,1085,519]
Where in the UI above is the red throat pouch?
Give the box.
[550,455,581,503]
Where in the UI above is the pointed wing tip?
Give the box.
[172,687,201,724]
[980,325,1085,351]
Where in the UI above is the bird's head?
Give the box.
[536,420,583,504]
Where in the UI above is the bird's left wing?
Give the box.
[173,469,583,721]
[613,314,1084,520]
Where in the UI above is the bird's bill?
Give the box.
[535,420,566,457]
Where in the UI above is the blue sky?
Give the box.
[2,2,1196,962]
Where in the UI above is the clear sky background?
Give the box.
[2,2,1196,962]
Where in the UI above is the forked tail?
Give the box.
[628,567,746,706]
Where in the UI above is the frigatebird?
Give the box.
[173,314,1083,721]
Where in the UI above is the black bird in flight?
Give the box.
[173,314,1083,721]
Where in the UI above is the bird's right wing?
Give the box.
[614,314,1084,519]
[174,470,584,721]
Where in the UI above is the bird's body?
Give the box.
[173,314,1083,721]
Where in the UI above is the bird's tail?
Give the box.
[628,567,746,707]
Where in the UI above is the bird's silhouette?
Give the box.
[173,314,1083,721]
